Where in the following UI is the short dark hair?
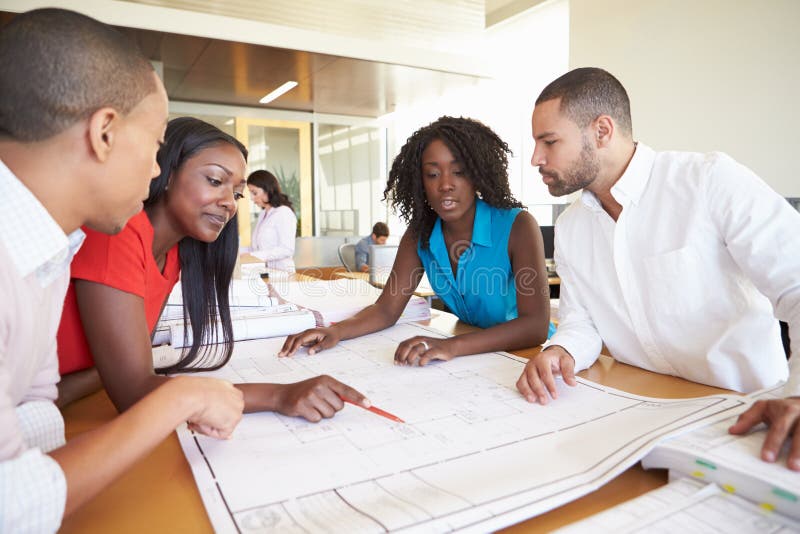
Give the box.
[247,169,294,211]
[146,117,248,374]
[384,116,523,249]
[536,67,633,137]
[0,8,156,142]
[371,222,389,238]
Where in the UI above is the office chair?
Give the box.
[337,243,358,272]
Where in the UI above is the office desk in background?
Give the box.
[59,311,730,534]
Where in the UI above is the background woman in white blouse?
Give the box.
[245,170,297,272]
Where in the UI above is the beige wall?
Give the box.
[570,0,800,196]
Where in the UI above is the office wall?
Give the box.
[570,0,800,196]
[386,0,570,228]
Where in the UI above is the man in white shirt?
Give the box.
[0,9,243,532]
[516,67,800,470]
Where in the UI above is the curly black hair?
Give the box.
[384,116,524,249]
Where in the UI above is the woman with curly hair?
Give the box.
[281,116,552,365]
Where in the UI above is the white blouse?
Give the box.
[249,205,297,272]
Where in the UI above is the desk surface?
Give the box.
[332,270,438,298]
[59,311,729,533]
[332,271,560,297]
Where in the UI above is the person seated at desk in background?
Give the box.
[57,117,369,423]
[281,116,554,365]
[355,221,390,272]
[517,67,800,470]
[0,10,244,532]
[244,169,297,272]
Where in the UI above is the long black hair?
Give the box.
[145,116,248,373]
[246,169,294,211]
[384,116,523,249]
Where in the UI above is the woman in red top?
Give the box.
[58,117,367,422]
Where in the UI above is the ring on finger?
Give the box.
[418,340,429,351]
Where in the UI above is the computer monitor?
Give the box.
[540,225,555,259]
[368,244,398,285]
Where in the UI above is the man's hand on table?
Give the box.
[516,345,577,404]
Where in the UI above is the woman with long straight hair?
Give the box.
[57,117,367,423]
[245,169,297,272]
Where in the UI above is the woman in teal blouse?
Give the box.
[419,197,522,329]
[281,116,552,365]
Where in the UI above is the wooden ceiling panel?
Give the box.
[169,71,314,111]
[119,27,209,70]
[156,33,210,70]
[0,11,484,118]
[191,40,317,83]
[162,67,190,94]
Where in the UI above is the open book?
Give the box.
[270,277,431,327]
[152,278,316,351]
[559,384,800,532]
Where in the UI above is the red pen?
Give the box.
[339,395,405,423]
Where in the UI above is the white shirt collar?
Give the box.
[580,142,656,211]
[0,158,84,286]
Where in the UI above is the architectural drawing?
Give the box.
[177,324,746,533]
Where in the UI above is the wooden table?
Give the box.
[59,311,730,533]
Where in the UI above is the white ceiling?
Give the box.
[124,0,485,54]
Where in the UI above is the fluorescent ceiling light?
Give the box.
[259,81,298,104]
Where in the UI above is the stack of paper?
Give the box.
[556,477,799,533]
[163,279,279,310]
[271,277,431,326]
[152,278,316,350]
[552,383,799,532]
[370,271,435,294]
[640,384,799,519]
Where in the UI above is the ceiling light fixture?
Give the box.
[259,81,298,104]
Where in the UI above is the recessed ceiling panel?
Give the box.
[1,11,485,118]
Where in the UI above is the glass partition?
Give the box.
[235,118,312,244]
[316,124,387,238]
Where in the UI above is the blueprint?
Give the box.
[176,323,746,533]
